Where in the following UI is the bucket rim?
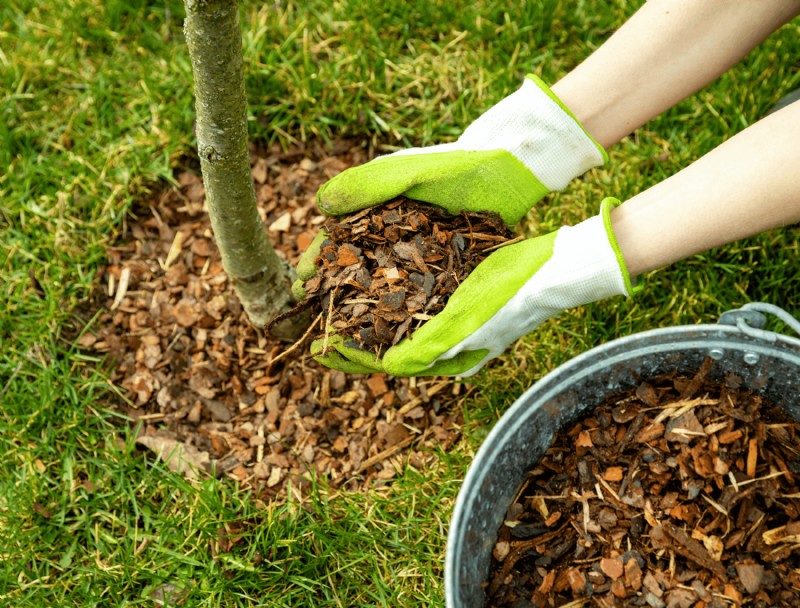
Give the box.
[445,316,800,608]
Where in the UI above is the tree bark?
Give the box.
[183,0,304,337]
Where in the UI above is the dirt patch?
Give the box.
[486,361,800,607]
[84,141,470,500]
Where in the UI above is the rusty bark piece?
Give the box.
[657,522,728,579]
[485,520,574,599]
[304,197,511,355]
[735,561,765,594]
[485,363,800,607]
[678,356,715,399]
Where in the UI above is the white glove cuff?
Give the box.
[458,76,606,190]
[436,204,628,376]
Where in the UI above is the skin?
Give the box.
[610,101,800,276]
[551,0,800,276]
[314,1,800,375]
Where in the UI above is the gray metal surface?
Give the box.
[445,306,800,608]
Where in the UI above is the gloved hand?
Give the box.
[311,198,636,377]
[317,74,607,227]
[292,74,607,300]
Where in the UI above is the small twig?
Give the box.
[736,470,786,487]
[571,490,594,535]
[594,473,638,517]
[356,429,428,473]
[394,380,449,416]
[486,520,573,599]
[110,267,130,310]
[482,235,524,252]
[728,471,740,492]
[320,285,338,356]
[702,493,728,516]
[137,413,166,420]
[268,311,323,369]
[264,296,315,337]
[460,210,475,250]
[653,397,717,424]
[163,229,187,269]
[459,231,517,243]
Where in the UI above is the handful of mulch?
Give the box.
[486,361,800,607]
[301,197,512,356]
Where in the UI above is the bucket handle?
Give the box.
[718,302,800,342]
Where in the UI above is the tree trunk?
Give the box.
[183,0,304,337]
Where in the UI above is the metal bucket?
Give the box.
[445,303,800,608]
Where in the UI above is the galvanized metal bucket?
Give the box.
[445,303,800,608]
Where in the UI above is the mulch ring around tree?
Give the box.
[81,140,474,501]
[486,360,800,607]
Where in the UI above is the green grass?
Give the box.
[1,0,799,605]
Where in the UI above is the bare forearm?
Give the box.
[552,0,800,148]
[611,101,800,276]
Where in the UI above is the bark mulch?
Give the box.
[302,197,511,356]
[486,361,800,607]
[83,141,470,501]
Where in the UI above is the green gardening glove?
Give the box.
[316,74,607,227]
[294,74,607,298]
[311,198,635,377]
[291,230,327,300]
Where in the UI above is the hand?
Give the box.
[294,74,607,298]
[316,74,607,227]
[311,198,635,377]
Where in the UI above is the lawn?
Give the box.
[1,1,799,606]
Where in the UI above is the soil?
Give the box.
[486,361,800,607]
[83,140,471,500]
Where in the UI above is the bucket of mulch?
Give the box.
[445,303,800,608]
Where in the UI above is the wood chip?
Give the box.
[600,557,624,580]
[735,561,764,594]
[485,363,800,606]
[268,211,291,232]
